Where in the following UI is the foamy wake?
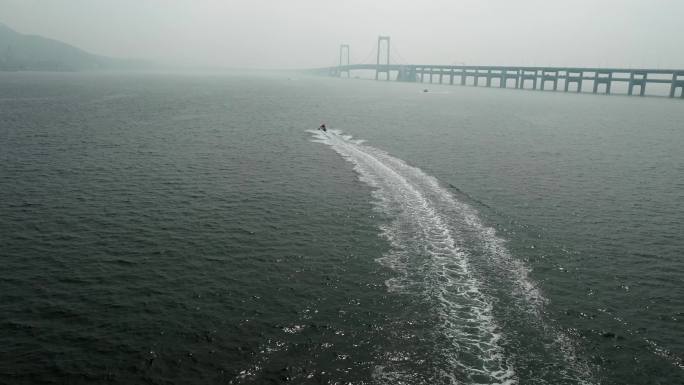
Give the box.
[311,129,593,384]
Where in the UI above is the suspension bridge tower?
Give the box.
[338,44,350,78]
[376,36,391,80]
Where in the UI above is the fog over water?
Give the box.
[1,0,684,69]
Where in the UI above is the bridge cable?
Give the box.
[358,45,377,65]
[390,43,410,65]
[390,52,404,66]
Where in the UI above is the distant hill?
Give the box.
[0,22,147,71]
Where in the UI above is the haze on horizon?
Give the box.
[1,0,683,70]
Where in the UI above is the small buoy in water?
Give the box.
[423,89,429,93]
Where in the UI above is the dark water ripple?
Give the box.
[0,73,400,384]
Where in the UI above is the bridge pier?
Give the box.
[564,71,583,92]
[439,69,444,84]
[540,70,559,91]
[628,71,647,96]
[460,69,472,85]
[670,72,684,98]
[593,71,612,94]
[502,69,519,88]
[520,70,538,89]
[396,66,416,82]
[449,68,455,85]
[475,70,489,87]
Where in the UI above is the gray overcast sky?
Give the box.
[1,0,683,69]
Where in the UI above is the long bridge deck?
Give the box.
[310,64,684,98]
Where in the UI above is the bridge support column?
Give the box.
[515,70,521,88]
[493,70,506,88]
[520,70,538,89]
[489,70,504,88]
[669,72,684,98]
[408,67,417,82]
[593,71,612,94]
[396,66,416,82]
[564,71,583,92]
[429,68,433,83]
[628,72,647,96]
[449,68,455,85]
[474,71,481,86]
[501,70,518,88]
[461,70,467,85]
[439,69,444,84]
[540,70,559,91]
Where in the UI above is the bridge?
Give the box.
[310,36,684,99]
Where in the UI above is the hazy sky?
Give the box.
[1,0,683,69]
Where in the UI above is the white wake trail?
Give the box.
[310,129,597,385]
[312,129,517,384]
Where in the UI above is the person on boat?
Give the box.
[318,123,327,132]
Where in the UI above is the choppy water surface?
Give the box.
[1,72,683,384]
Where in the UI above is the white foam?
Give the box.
[311,130,601,384]
[313,129,517,384]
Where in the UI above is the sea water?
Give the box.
[1,71,683,384]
